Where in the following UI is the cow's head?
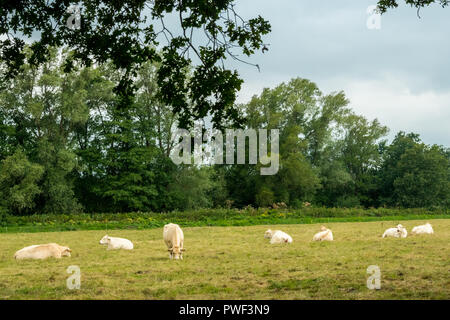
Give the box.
[264,229,273,239]
[61,247,72,257]
[170,246,185,260]
[99,235,109,245]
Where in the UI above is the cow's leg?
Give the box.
[166,240,173,258]
[180,241,184,259]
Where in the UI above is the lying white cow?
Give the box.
[382,224,408,238]
[14,243,72,260]
[411,223,434,235]
[99,235,134,250]
[163,223,185,259]
[312,226,333,241]
[264,229,293,244]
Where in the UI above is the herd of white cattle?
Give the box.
[13,222,434,260]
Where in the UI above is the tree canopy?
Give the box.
[377,0,449,14]
[0,0,270,128]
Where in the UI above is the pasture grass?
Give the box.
[0,219,449,299]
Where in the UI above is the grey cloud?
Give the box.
[227,0,450,146]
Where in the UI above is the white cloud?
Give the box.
[341,76,450,146]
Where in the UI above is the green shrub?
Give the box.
[0,207,447,233]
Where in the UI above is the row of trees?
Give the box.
[0,50,448,215]
[228,79,449,209]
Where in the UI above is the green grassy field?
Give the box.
[0,219,449,300]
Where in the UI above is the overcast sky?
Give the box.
[225,0,450,146]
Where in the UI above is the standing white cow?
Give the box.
[264,229,293,244]
[312,226,333,241]
[411,223,434,235]
[14,243,72,260]
[99,235,134,250]
[382,224,408,238]
[163,223,185,259]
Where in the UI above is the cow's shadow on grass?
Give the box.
[147,256,172,261]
